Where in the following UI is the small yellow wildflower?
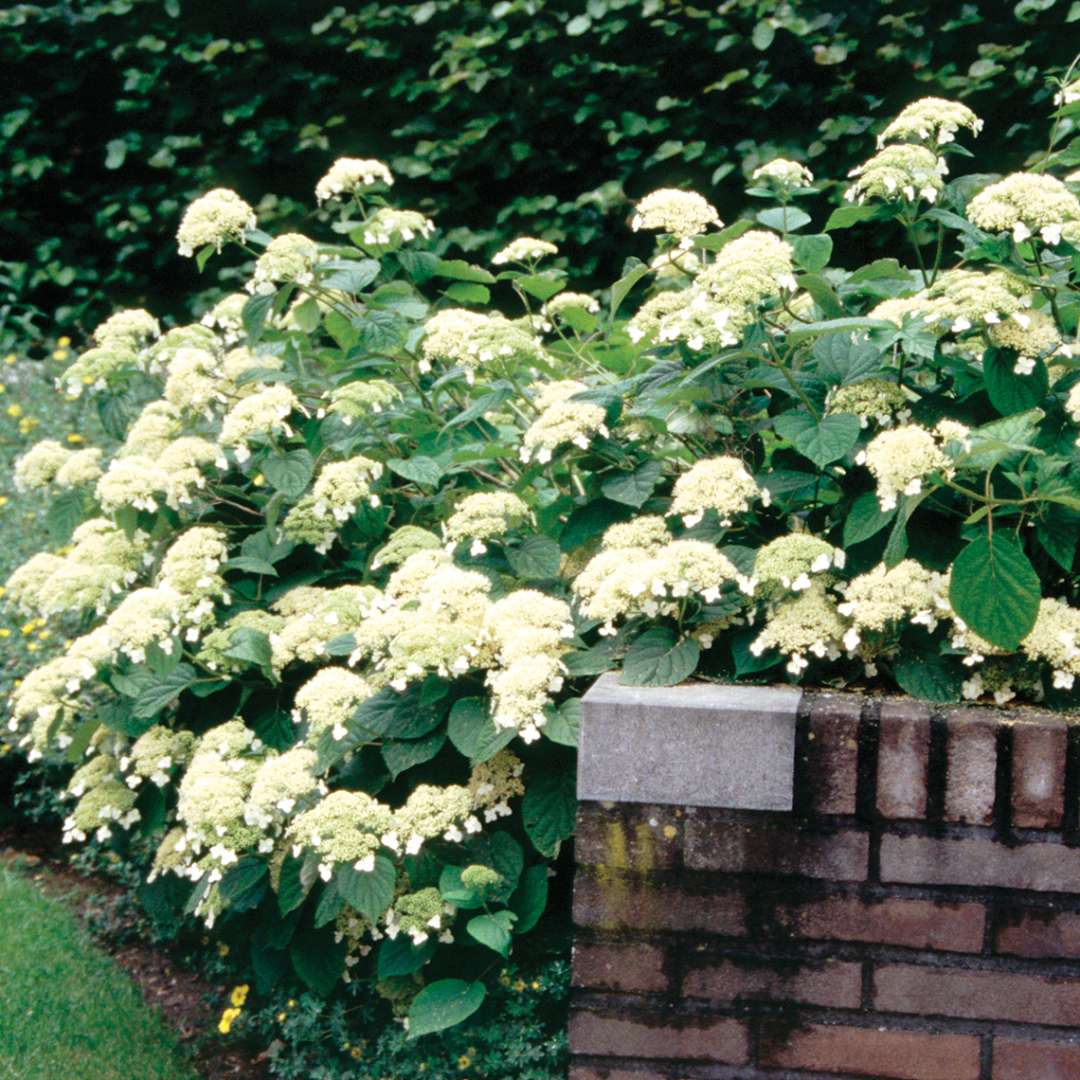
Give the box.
[252,473,265,487]
[52,350,69,362]
[0,630,11,639]
[513,979,525,992]
[6,405,21,418]
[27,643,37,653]
[458,1055,471,1069]
[57,336,71,347]
[0,497,8,508]
[217,943,230,957]
[276,1011,286,1022]
[66,433,84,444]
[230,984,249,1007]
[217,1006,241,1035]
[0,384,6,393]
[3,354,14,366]
[531,980,541,989]
[287,998,296,1007]
[350,1047,362,1061]
[37,629,50,641]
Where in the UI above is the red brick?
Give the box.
[996,907,1080,959]
[993,1037,1080,1079]
[573,870,746,936]
[1011,717,1067,829]
[875,963,1080,1025]
[684,815,868,881]
[683,956,861,1007]
[573,942,668,994]
[577,803,683,872]
[778,893,985,952]
[945,708,998,825]
[758,1021,980,1080]
[881,833,1080,892]
[569,1011,748,1064]
[877,700,930,819]
[804,692,862,815]
[569,1069,672,1080]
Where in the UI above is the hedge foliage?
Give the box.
[4,0,1080,331]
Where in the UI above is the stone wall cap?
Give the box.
[578,673,800,811]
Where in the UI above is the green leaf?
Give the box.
[336,855,396,922]
[381,731,446,779]
[325,310,359,351]
[790,232,833,271]
[290,296,321,334]
[276,853,309,916]
[444,281,490,304]
[506,535,562,580]
[242,292,275,344]
[352,684,445,741]
[434,258,496,284]
[509,864,549,934]
[601,460,663,507]
[543,698,581,747]
[262,449,313,497]
[751,18,775,49]
[983,347,1048,416]
[774,412,860,469]
[466,910,517,956]
[320,258,380,294]
[447,697,516,763]
[131,663,197,719]
[825,203,885,231]
[621,626,700,688]
[522,766,576,857]
[609,262,651,318]
[407,979,487,1039]
[732,629,781,675]
[843,492,897,546]
[797,273,844,318]
[892,645,963,704]
[224,626,273,670]
[1036,507,1079,571]
[224,556,278,577]
[377,936,435,978]
[515,273,565,302]
[786,316,895,343]
[218,857,268,912]
[387,456,444,488]
[949,535,1041,650]
[756,206,811,232]
[883,493,925,568]
[45,489,86,544]
[290,929,345,995]
[314,882,345,928]
[813,333,883,385]
[438,865,487,909]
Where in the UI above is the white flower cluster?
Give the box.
[177,188,257,257]
[443,492,531,554]
[492,237,559,265]
[966,173,1080,245]
[856,424,954,511]
[752,158,814,189]
[877,97,983,148]
[421,309,548,382]
[669,456,767,527]
[248,233,319,294]
[315,157,394,202]
[631,188,722,240]
[845,144,947,205]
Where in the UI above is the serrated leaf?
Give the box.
[509,864,548,934]
[790,232,833,271]
[377,935,435,978]
[218,857,268,912]
[447,697,516,763]
[467,910,517,956]
[621,627,700,688]
[45,489,86,544]
[543,698,581,747]
[949,535,1040,650]
[262,449,313,497]
[774,411,860,469]
[609,262,650,318]
[381,731,446,778]
[601,460,663,507]
[434,258,496,284]
[825,203,885,231]
[506,535,561,580]
[786,316,895,343]
[131,663,197,719]
[290,929,345,995]
[522,766,576,857]
[336,855,396,921]
[983,347,1048,416]
[242,292,275,344]
[276,853,309,916]
[756,206,811,232]
[813,332,884,385]
[320,258,380,294]
[444,281,490,304]
[224,626,273,669]
[515,273,565,302]
[892,645,963,704]
[387,456,443,488]
[407,979,486,1039]
[843,492,897,546]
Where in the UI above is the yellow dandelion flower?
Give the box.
[0,630,11,639]
[27,643,37,653]
[66,433,84,444]
[276,1011,286,1022]
[3,354,15,366]
[37,629,50,640]
[350,1047,362,1060]
[52,349,69,361]
[458,1055,471,1069]
[230,984,249,1007]
[6,405,22,418]
[217,1006,241,1035]
[57,336,71,347]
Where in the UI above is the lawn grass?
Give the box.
[0,866,198,1080]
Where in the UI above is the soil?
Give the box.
[0,824,271,1080]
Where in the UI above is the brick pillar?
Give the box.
[571,674,1080,1080]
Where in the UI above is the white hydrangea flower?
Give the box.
[315,157,394,202]
[669,456,765,527]
[877,98,983,148]
[492,237,559,265]
[177,188,256,257]
[631,188,722,239]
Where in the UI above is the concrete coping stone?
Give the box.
[578,673,801,811]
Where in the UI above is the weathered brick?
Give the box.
[573,870,746,936]
[569,1068,672,1080]
[881,833,1080,893]
[777,893,985,952]
[684,814,868,881]
[576,803,683,872]
[803,692,862,815]
[573,942,669,994]
[944,708,998,825]
[877,699,930,819]
[758,1021,981,1080]
[996,906,1080,959]
[875,963,1080,1026]
[992,1036,1080,1079]
[570,1011,748,1064]
[1011,716,1067,829]
[683,956,861,1008]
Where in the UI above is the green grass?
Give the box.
[0,867,198,1080]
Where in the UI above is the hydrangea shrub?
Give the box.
[8,78,1080,1034]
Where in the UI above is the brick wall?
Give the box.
[571,690,1080,1080]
